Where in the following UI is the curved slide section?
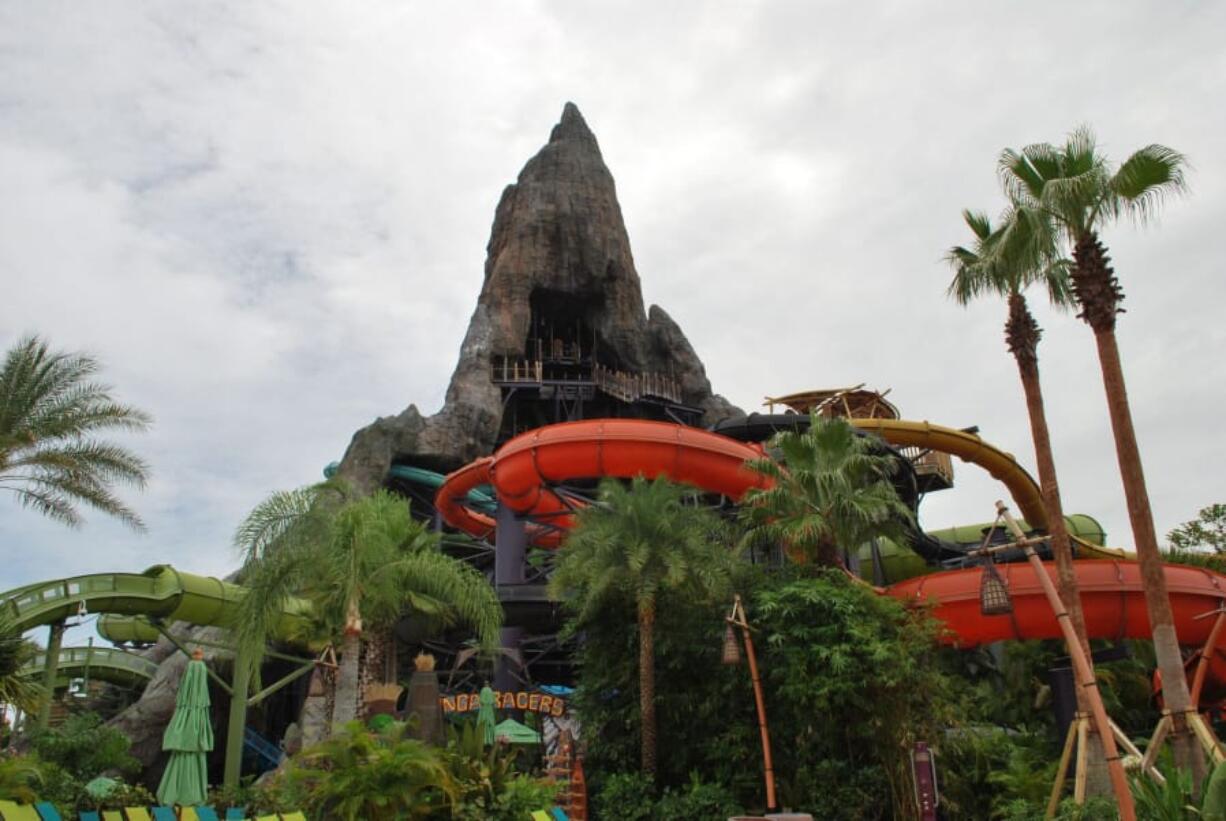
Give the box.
[888,560,1226,688]
[848,419,1125,560]
[1,565,308,637]
[436,420,768,546]
[21,646,158,690]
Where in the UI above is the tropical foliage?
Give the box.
[549,475,736,778]
[1168,504,1226,554]
[740,414,913,565]
[233,483,502,727]
[573,565,959,819]
[0,610,43,714]
[285,721,455,820]
[0,334,151,529]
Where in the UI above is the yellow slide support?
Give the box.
[850,418,1126,560]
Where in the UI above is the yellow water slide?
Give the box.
[849,418,1126,559]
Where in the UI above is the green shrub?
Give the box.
[285,720,454,820]
[654,774,737,819]
[0,753,45,803]
[28,712,138,780]
[442,720,556,820]
[592,772,655,821]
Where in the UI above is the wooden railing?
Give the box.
[490,357,683,405]
[900,446,954,486]
[592,364,681,404]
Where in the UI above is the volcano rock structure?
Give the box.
[335,102,739,492]
[112,103,739,772]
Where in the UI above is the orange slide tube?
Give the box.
[437,420,768,547]
[437,419,1226,692]
[889,560,1226,689]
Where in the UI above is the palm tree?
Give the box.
[945,209,1093,642]
[946,206,1124,790]
[998,128,1197,771]
[234,483,502,728]
[739,414,913,566]
[547,475,735,779]
[0,334,151,529]
[0,609,43,717]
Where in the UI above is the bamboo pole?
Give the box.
[1047,719,1079,818]
[1191,609,1226,707]
[728,596,777,812]
[996,501,1136,821]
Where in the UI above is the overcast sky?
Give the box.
[2,3,1223,619]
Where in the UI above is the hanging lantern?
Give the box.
[721,623,742,665]
[979,561,1013,615]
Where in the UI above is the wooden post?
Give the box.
[996,502,1136,821]
[728,595,777,812]
[1191,609,1226,707]
[1047,718,1079,818]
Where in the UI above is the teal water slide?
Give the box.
[325,461,496,511]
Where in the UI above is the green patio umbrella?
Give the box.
[156,649,214,806]
[494,717,541,745]
[477,684,496,746]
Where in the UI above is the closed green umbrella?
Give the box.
[157,649,214,806]
[477,683,496,746]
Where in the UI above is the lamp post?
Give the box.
[724,594,777,813]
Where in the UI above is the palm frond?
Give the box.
[0,334,151,530]
[1111,144,1188,225]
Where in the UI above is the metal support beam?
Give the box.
[37,620,65,730]
[495,504,527,587]
[223,650,252,791]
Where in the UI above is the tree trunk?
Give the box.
[332,600,364,730]
[298,666,332,748]
[1007,293,1111,793]
[1093,326,1202,779]
[638,597,657,779]
[1007,294,1092,656]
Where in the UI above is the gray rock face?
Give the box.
[337,102,739,491]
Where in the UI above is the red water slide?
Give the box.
[435,419,768,547]
[436,418,1226,694]
[888,560,1226,694]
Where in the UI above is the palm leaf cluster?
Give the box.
[0,335,151,529]
[548,475,735,625]
[233,483,502,665]
[549,474,736,777]
[739,415,913,566]
[0,608,43,714]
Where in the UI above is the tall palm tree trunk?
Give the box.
[1007,294,1092,656]
[1008,293,1111,792]
[1071,232,1201,777]
[638,597,658,779]
[1094,325,1201,771]
[331,630,363,727]
[331,599,364,728]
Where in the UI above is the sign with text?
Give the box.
[440,690,566,717]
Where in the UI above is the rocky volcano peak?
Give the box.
[336,103,740,492]
[111,104,742,772]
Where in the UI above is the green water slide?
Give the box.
[21,646,158,690]
[1,565,308,637]
[927,513,1107,548]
